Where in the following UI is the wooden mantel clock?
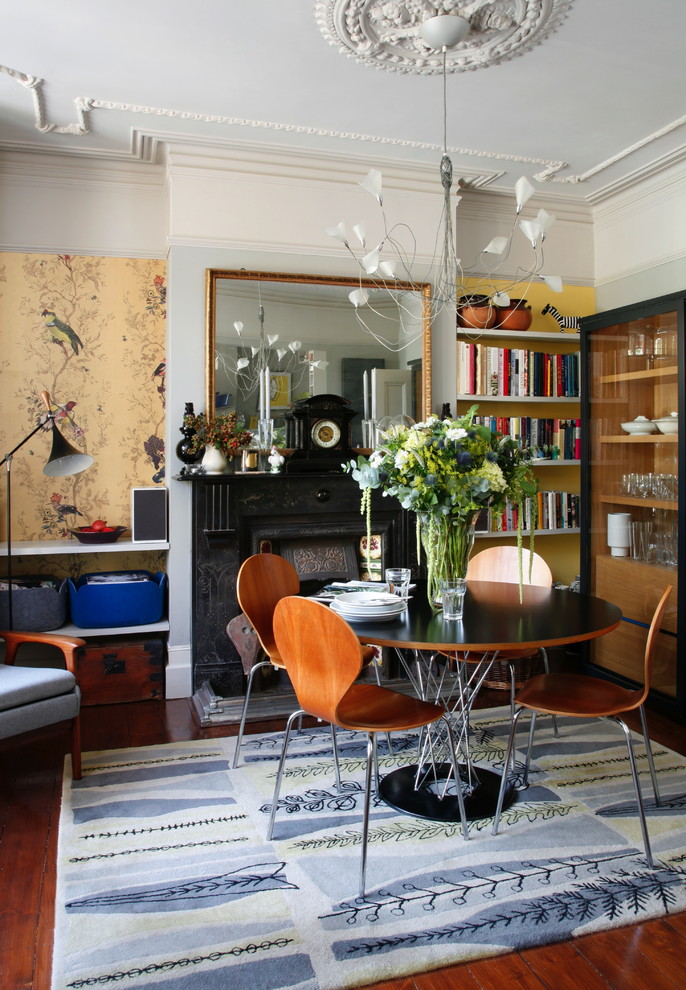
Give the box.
[285,394,358,472]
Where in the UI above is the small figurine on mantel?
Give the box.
[268,445,285,473]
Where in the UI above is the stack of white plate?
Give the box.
[330,590,407,623]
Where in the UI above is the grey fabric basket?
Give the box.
[0,576,68,631]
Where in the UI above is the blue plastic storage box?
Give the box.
[67,571,167,628]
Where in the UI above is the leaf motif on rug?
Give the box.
[66,861,298,913]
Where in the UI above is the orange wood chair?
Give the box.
[0,629,86,779]
[268,595,468,899]
[232,553,378,769]
[492,585,673,868]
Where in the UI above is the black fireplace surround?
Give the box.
[189,472,416,697]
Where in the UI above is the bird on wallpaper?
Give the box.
[51,400,78,427]
[54,503,84,523]
[152,361,166,396]
[41,310,84,355]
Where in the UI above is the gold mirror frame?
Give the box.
[205,269,432,433]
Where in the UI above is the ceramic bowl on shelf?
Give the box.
[652,412,678,434]
[620,416,657,435]
[68,525,128,544]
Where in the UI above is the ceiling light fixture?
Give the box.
[326,12,563,350]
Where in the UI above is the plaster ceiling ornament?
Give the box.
[315,0,575,74]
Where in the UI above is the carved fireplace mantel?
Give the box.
[186,471,415,701]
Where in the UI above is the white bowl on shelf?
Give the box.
[620,417,657,435]
[652,413,678,434]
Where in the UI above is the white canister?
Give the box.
[607,512,631,556]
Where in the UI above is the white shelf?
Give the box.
[477,529,580,538]
[457,394,579,403]
[0,539,169,557]
[58,620,170,637]
[457,329,580,343]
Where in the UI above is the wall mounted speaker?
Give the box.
[131,487,168,542]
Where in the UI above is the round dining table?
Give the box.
[344,580,622,822]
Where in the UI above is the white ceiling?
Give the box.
[2,0,685,204]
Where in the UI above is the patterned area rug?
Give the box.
[53,708,686,990]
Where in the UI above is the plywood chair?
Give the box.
[232,552,378,769]
[0,629,85,779]
[492,586,673,869]
[268,596,468,899]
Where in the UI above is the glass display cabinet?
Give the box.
[581,291,684,720]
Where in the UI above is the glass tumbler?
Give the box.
[440,578,467,619]
[385,568,411,598]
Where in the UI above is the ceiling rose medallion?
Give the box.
[315,0,575,74]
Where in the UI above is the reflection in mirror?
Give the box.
[206,271,432,447]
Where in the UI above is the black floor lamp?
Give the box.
[1,390,94,629]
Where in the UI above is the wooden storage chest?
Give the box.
[76,636,165,705]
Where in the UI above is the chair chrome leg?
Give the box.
[540,648,558,736]
[267,708,305,841]
[523,710,537,786]
[359,733,375,900]
[492,707,523,835]
[369,653,393,753]
[638,704,661,806]
[616,716,654,869]
[330,723,342,792]
[232,659,272,769]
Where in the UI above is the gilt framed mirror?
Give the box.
[205,270,432,447]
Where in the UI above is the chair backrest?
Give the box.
[272,596,364,724]
[467,545,553,587]
[640,585,673,703]
[236,553,300,663]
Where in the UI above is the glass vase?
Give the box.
[421,512,478,610]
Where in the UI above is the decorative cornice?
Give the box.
[314,1,575,75]
[2,60,685,196]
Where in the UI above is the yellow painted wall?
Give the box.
[456,281,596,585]
[0,254,166,555]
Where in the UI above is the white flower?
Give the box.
[369,450,385,468]
[395,449,412,470]
[445,427,468,441]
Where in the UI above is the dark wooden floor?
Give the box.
[2,692,686,990]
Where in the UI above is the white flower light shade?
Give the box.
[536,209,556,240]
[288,340,302,352]
[519,219,542,248]
[349,288,370,308]
[483,236,509,255]
[326,221,348,245]
[352,223,366,247]
[515,176,535,213]
[542,274,563,293]
[492,291,511,306]
[362,248,380,274]
[236,357,250,371]
[267,334,279,346]
[379,260,398,278]
[359,169,383,204]
[276,348,288,361]
[233,321,243,336]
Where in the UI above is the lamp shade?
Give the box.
[43,421,94,477]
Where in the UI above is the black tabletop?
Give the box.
[344,580,622,651]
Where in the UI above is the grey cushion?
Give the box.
[0,685,80,740]
[0,664,76,712]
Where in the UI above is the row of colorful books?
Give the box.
[472,416,581,460]
[479,491,580,533]
[457,341,580,397]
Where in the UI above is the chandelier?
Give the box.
[324,10,565,349]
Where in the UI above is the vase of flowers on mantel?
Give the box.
[183,410,252,475]
[345,405,538,610]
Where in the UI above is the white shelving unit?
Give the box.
[1,539,170,637]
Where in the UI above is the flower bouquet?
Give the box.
[345,405,538,608]
[183,410,252,459]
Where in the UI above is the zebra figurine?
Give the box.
[542,303,581,332]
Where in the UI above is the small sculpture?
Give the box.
[268,445,285,473]
[542,303,581,332]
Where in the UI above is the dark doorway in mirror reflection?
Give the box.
[341,357,385,447]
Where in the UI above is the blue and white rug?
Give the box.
[53,708,686,990]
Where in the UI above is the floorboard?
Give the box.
[1,689,685,990]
